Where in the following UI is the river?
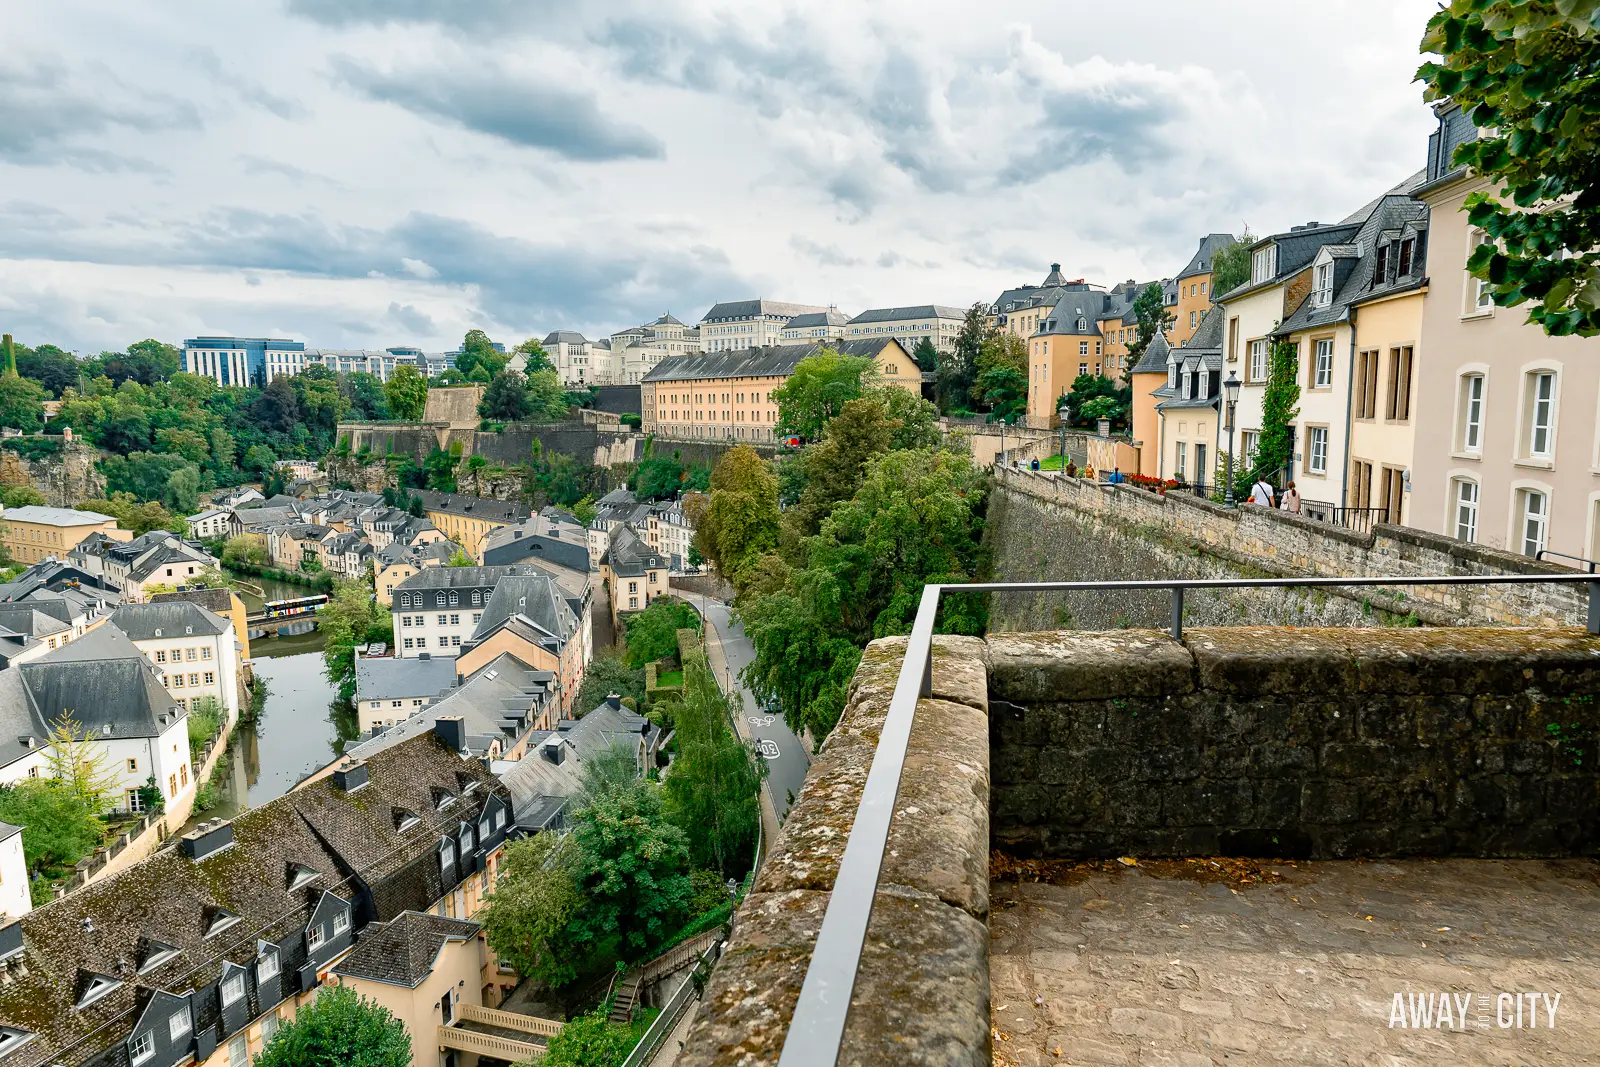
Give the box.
[198,571,359,820]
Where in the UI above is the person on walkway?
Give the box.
[1249,476,1276,508]
[1278,480,1302,515]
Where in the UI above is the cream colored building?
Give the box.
[611,313,704,385]
[697,298,829,353]
[541,330,608,386]
[844,304,965,353]
[111,600,244,722]
[779,308,851,342]
[640,338,922,443]
[1410,106,1600,559]
[1,505,128,565]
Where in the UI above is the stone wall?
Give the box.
[422,385,484,428]
[678,636,993,1067]
[985,466,1589,633]
[990,627,1600,859]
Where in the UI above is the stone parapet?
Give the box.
[677,635,992,1067]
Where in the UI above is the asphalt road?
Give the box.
[690,595,809,823]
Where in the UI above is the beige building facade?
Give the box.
[843,304,965,353]
[698,299,828,353]
[1,505,128,565]
[1410,107,1600,560]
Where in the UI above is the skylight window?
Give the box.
[77,973,122,1008]
[288,864,319,891]
[0,1028,34,1056]
[205,909,240,938]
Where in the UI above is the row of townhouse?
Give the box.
[0,727,531,1067]
[545,299,964,388]
[1123,104,1600,562]
[218,489,462,582]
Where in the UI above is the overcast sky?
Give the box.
[0,0,1441,355]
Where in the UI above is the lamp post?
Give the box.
[1223,371,1241,506]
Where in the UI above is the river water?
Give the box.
[199,572,357,820]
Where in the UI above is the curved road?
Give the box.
[689,596,809,824]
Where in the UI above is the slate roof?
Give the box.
[480,514,592,573]
[602,526,666,577]
[17,625,181,739]
[1035,291,1113,338]
[1176,234,1238,281]
[468,574,579,650]
[501,698,657,825]
[0,732,510,1067]
[331,912,480,987]
[411,491,531,526]
[641,339,904,384]
[149,587,237,620]
[0,506,115,527]
[846,305,964,324]
[355,654,457,703]
[1213,218,1366,305]
[783,310,851,329]
[0,604,70,639]
[345,652,554,761]
[1274,195,1429,337]
[1184,305,1228,351]
[108,601,230,642]
[232,506,297,528]
[393,564,550,594]
[1129,330,1174,376]
[698,299,829,323]
[542,330,589,345]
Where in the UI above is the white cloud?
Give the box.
[1,0,1442,352]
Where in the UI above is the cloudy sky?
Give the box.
[1,0,1441,355]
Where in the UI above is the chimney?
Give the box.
[605,693,622,711]
[542,739,565,765]
[333,759,369,793]
[180,819,235,861]
[0,921,21,962]
[434,715,467,754]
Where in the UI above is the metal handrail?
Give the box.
[774,572,1600,1067]
[1537,549,1600,574]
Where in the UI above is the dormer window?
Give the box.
[439,840,455,874]
[1373,244,1389,286]
[129,1031,154,1063]
[288,864,318,891]
[1398,237,1415,276]
[77,972,122,1008]
[221,970,245,1006]
[0,1028,34,1057]
[434,789,456,811]
[137,938,181,975]
[1312,261,1334,308]
[1251,245,1276,284]
[393,807,420,832]
[205,908,240,938]
[307,923,325,951]
[258,946,280,981]
[332,908,351,936]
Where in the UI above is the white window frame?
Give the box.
[1248,340,1268,383]
[1468,229,1495,315]
[1174,442,1187,480]
[258,951,279,981]
[1313,339,1334,388]
[130,1032,154,1064]
[1514,485,1550,557]
[1251,245,1276,285]
[1307,427,1329,475]
[169,1010,191,1042]
[1312,261,1333,307]
[1457,371,1487,455]
[1452,477,1480,543]
[332,909,351,936]
[307,924,325,951]
[1526,369,1557,460]
[222,971,246,1006]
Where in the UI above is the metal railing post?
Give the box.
[1170,587,1184,641]
[1589,582,1600,636]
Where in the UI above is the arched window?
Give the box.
[1076,317,1087,332]
[471,590,482,606]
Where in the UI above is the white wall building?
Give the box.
[843,304,966,353]
[0,824,28,918]
[110,602,243,722]
[697,299,829,353]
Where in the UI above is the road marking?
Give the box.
[748,715,775,727]
[757,739,780,759]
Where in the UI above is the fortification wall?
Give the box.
[985,467,1588,633]
[422,385,484,428]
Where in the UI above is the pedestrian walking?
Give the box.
[1278,480,1301,515]
[1249,476,1275,508]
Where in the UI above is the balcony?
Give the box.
[438,1003,562,1061]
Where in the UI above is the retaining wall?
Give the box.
[986,466,1588,633]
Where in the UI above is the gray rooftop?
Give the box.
[331,912,480,987]
[345,652,554,762]
[847,305,965,324]
[17,625,181,740]
[698,299,829,323]
[1175,234,1238,281]
[2,506,116,527]
[355,654,457,703]
[411,491,531,525]
[108,601,230,642]
[500,697,657,823]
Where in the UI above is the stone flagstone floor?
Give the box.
[989,858,1600,1066]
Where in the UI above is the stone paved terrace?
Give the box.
[990,858,1600,1066]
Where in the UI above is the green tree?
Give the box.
[770,350,878,440]
[17,342,80,397]
[446,548,473,566]
[1209,232,1253,297]
[0,373,47,432]
[911,335,939,372]
[320,579,392,699]
[254,378,302,434]
[513,336,554,372]
[155,427,210,465]
[781,396,896,543]
[1240,338,1301,491]
[77,492,184,536]
[662,651,765,876]
[975,365,1027,421]
[244,443,277,476]
[1,334,14,376]
[572,494,598,527]
[480,833,584,988]
[223,533,268,567]
[574,650,647,714]
[525,367,569,421]
[424,443,462,492]
[256,985,411,1067]
[621,596,700,668]
[44,718,122,813]
[1061,374,1130,429]
[456,329,506,379]
[1418,1,1600,335]
[567,749,694,960]
[0,780,102,902]
[384,364,428,421]
[537,1007,647,1067]
[339,371,391,421]
[634,449,687,502]
[0,485,45,508]
[694,445,781,587]
[874,385,941,451]
[480,369,532,421]
[937,301,992,413]
[163,465,202,513]
[1126,281,1175,364]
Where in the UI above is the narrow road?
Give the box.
[689,596,809,825]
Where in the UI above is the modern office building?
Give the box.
[182,337,306,387]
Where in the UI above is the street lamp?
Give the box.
[1223,371,1242,506]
